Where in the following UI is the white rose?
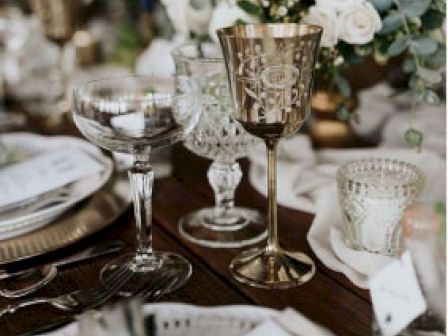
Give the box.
[337,1,382,44]
[303,5,339,47]
[315,0,359,12]
[135,36,185,79]
[160,0,189,37]
[208,1,259,43]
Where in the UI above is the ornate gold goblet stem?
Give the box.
[266,139,278,253]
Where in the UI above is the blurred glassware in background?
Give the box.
[3,19,65,117]
[19,0,81,117]
[172,43,266,248]
[0,6,26,129]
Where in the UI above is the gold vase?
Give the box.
[310,89,358,148]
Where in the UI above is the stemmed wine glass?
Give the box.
[73,76,200,295]
[172,43,267,248]
[31,0,81,117]
[218,23,322,288]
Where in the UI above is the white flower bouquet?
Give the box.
[161,0,446,149]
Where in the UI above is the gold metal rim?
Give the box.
[216,23,323,39]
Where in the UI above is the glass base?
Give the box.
[178,207,267,248]
[100,251,192,298]
[229,247,315,289]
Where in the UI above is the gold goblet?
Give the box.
[30,0,81,46]
[217,23,322,288]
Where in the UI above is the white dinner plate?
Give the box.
[0,133,113,240]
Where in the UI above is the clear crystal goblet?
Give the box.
[73,75,200,296]
[172,43,267,248]
[218,23,323,288]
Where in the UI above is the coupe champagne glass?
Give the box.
[218,23,322,288]
[73,76,200,296]
[172,43,267,248]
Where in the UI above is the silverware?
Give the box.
[76,270,181,336]
[137,269,180,302]
[0,240,125,298]
[0,264,130,318]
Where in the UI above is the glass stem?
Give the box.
[207,161,242,225]
[129,156,155,267]
[266,139,279,253]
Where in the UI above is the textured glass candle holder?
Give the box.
[337,158,424,256]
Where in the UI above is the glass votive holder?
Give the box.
[337,158,425,256]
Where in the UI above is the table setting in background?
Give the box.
[0,0,446,336]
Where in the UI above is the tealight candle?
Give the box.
[337,158,424,256]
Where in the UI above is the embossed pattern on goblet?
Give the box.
[183,72,258,163]
[337,158,425,256]
[172,43,266,249]
[219,24,322,139]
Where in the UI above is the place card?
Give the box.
[369,251,427,336]
[0,148,105,209]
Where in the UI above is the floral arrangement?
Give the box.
[161,0,446,149]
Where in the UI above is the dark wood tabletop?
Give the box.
[0,115,372,336]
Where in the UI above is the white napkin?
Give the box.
[249,134,446,288]
[244,308,334,336]
[0,148,105,209]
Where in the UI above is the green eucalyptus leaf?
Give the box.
[338,42,365,64]
[373,0,393,12]
[399,0,431,17]
[189,0,210,10]
[408,73,420,88]
[435,202,446,215]
[388,37,410,56]
[334,73,351,98]
[426,46,446,67]
[404,128,423,150]
[336,104,350,121]
[421,9,445,30]
[237,0,260,15]
[378,14,403,35]
[425,90,441,105]
[402,58,416,73]
[411,37,438,56]
[234,18,247,25]
[417,67,442,83]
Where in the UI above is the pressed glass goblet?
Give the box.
[337,158,425,256]
[73,76,200,296]
[218,23,323,288]
[172,43,267,248]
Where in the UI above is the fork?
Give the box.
[136,269,180,302]
[0,265,130,318]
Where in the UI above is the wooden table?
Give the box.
[0,118,372,335]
